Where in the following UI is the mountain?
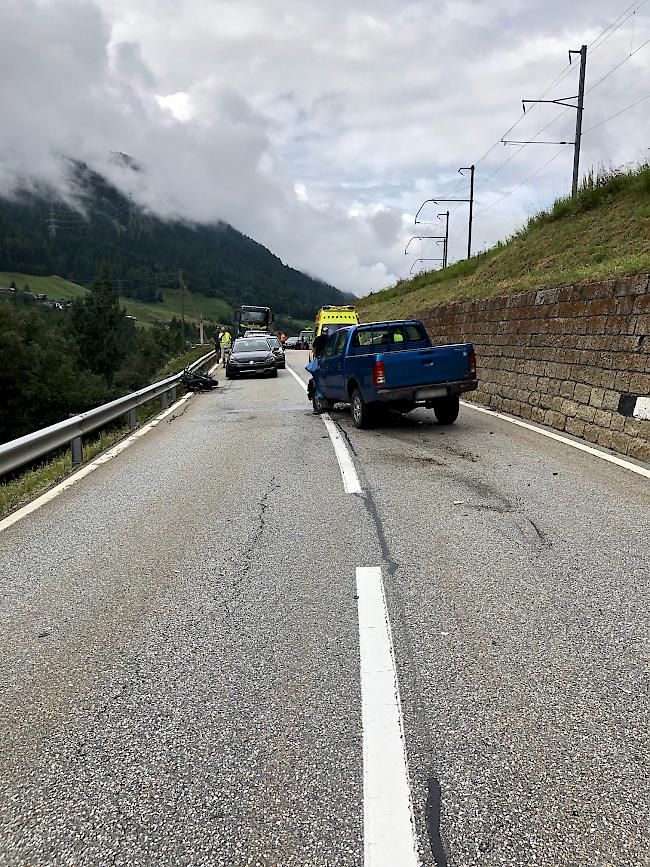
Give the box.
[0,162,354,320]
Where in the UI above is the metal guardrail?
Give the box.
[0,350,217,478]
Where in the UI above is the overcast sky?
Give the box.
[1,0,648,294]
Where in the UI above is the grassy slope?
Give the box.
[358,164,650,322]
[0,272,232,325]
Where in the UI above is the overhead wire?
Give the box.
[422,0,649,268]
[583,93,650,133]
[468,0,649,196]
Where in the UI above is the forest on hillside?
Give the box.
[0,163,353,318]
[0,267,191,445]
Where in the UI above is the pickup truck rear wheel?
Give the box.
[433,394,460,425]
[351,388,373,429]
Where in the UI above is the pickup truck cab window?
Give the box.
[321,334,338,358]
[351,323,421,351]
[332,331,348,356]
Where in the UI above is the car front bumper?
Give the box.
[228,361,277,375]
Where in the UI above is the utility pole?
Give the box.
[179,269,185,344]
[415,164,474,262]
[199,314,204,345]
[571,45,587,199]
[439,211,450,268]
[459,165,474,259]
[47,203,57,240]
[504,45,587,199]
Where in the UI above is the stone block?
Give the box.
[576,404,596,422]
[559,380,576,398]
[583,423,601,443]
[628,439,650,463]
[573,383,592,403]
[635,314,650,335]
[544,410,566,430]
[593,409,612,428]
[629,372,650,396]
[589,387,605,408]
[565,418,586,437]
[632,293,650,314]
[532,407,546,424]
[596,429,614,449]
[602,389,620,411]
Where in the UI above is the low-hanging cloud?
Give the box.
[1,0,648,293]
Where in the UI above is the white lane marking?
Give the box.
[0,392,195,534]
[286,363,362,494]
[285,364,308,393]
[321,413,362,494]
[356,567,420,867]
[461,400,650,479]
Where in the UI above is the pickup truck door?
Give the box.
[326,330,348,399]
[315,333,338,398]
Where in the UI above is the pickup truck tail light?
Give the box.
[467,349,476,377]
[372,359,386,386]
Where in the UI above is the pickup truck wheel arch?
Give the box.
[346,378,360,400]
[351,388,374,429]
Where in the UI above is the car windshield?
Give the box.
[242,310,268,324]
[233,339,270,353]
[267,337,281,348]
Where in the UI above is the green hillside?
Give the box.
[0,271,232,327]
[0,159,354,321]
[359,164,650,321]
[0,272,87,299]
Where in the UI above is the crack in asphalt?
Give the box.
[328,415,451,867]
[218,476,278,622]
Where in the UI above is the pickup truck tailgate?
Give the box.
[381,343,471,389]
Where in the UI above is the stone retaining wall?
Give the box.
[420,274,650,463]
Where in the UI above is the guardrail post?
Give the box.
[170,386,177,403]
[71,436,83,467]
[127,408,137,429]
[160,391,169,410]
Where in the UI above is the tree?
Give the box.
[71,264,128,385]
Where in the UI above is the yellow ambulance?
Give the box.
[314,305,359,339]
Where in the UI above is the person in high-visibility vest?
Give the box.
[220,326,232,367]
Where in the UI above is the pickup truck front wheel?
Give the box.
[351,388,373,429]
[433,394,460,425]
[312,393,333,414]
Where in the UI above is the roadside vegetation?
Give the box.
[358,162,650,321]
[0,266,208,444]
[0,339,209,519]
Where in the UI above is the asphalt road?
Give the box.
[0,350,648,866]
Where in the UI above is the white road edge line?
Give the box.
[356,566,420,867]
[460,400,650,479]
[286,364,362,494]
[0,389,199,535]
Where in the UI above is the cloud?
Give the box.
[1,0,649,293]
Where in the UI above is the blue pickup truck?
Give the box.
[310,320,477,428]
